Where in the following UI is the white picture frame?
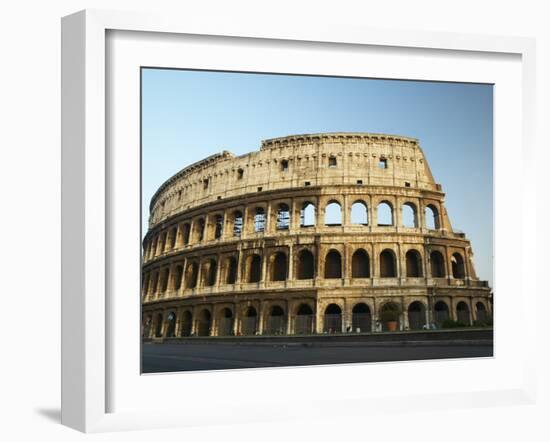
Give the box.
[61,9,537,433]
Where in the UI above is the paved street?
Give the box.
[142,338,493,373]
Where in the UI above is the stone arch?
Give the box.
[351,249,370,278]
[232,210,243,237]
[379,302,400,331]
[456,301,470,325]
[352,303,372,333]
[173,264,184,291]
[407,301,426,330]
[196,308,212,336]
[142,314,153,338]
[224,256,238,284]
[265,305,286,335]
[300,201,316,227]
[324,249,342,279]
[180,310,193,337]
[276,203,290,230]
[217,307,234,336]
[150,271,159,296]
[324,303,342,333]
[214,214,224,239]
[377,201,393,226]
[241,306,258,336]
[254,207,266,232]
[247,254,262,283]
[430,250,446,277]
[350,200,368,225]
[201,258,217,287]
[402,202,418,228]
[405,249,423,277]
[425,204,440,229]
[154,313,163,337]
[451,253,466,279]
[270,251,288,281]
[294,303,314,334]
[185,261,199,289]
[195,217,206,242]
[475,302,488,325]
[380,249,397,278]
[169,226,178,249]
[325,200,342,226]
[434,301,450,327]
[182,222,191,245]
[165,311,177,337]
[160,267,170,294]
[297,249,315,280]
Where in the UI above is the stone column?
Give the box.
[287,244,294,281]
[260,252,268,285]
[342,194,349,226]
[257,302,265,335]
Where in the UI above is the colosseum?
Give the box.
[141,132,492,339]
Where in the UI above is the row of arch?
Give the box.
[144,200,442,261]
[143,300,489,338]
[142,248,467,299]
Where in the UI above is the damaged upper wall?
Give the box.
[148,132,444,227]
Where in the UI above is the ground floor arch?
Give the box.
[241,306,258,335]
[407,301,426,330]
[265,305,286,335]
[294,303,314,334]
[434,301,450,327]
[352,303,372,333]
[196,309,212,336]
[217,307,234,336]
[456,301,471,325]
[323,303,342,333]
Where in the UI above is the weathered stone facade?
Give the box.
[141,132,492,339]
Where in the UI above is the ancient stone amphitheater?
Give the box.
[141,132,492,339]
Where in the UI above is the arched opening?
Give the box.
[183,223,191,245]
[173,265,184,291]
[233,210,243,237]
[150,237,158,257]
[248,254,262,283]
[217,308,234,336]
[402,202,418,228]
[407,301,426,330]
[451,253,466,279]
[159,232,167,253]
[160,268,170,294]
[456,302,470,325]
[266,305,286,335]
[154,313,163,337]
[165,311,177,337]
[405,249,423,277]
[475,302,488,325]
[185,262,198,289]
[430,251,446,277]
[434,301,450,328]
[214,214,224,239]
[324,250,342,279]
[169,227,177,249]
[301,202,316,227]
[202,259,217,287]
[142,315,152,338]
[276,203,290,230]
[324,304,342,333]
[380,249,397,278]
[379,303,400,331]
[297,249,314,279]
[180,311,192,337]
[352,249,370,278]
[150,272,159,296]
[197,309,212,336]
[352,303,372,333]
[254,207,266,232]
[351,201,368,225]
[241,306,258,336]
[377,201,393,226]
[294,303,314,334]
[271,252,288,281]
[425,205,440,229]
[225,256,238,284]
[196,218,206,241]
[324,201,342,226]
[281,159,289,171]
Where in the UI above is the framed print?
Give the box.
[61,9,537,433]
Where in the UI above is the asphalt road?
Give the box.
[142,340,493,373]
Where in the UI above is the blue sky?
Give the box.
[142,69,493,286]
